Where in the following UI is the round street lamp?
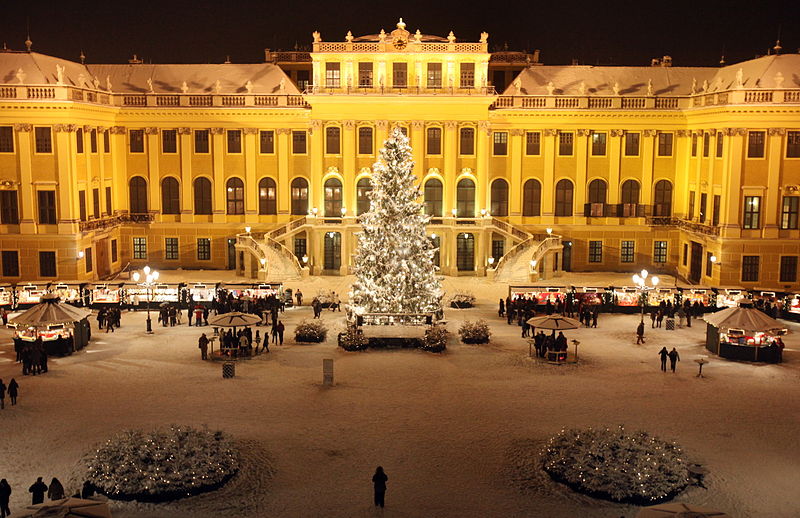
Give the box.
[632,270,659,322]
[132,266,159,334]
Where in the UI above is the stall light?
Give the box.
[651,276,660,286]
[152,271,160,280]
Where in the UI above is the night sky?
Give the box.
[1,0,797,67]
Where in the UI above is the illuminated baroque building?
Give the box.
[1,20,799,290]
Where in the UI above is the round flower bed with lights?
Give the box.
[86,425,239,502]
[542,426,689,505]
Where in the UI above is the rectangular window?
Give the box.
[0,190,19,224]
[588,241,603,263]
[0,126,13,152]
[691,133,698,157]
[699,193,707,223]
[712,194,721,226]
[162,129,177,153]
[427,127,442,155]
[526,132,541,155]
[702,132,710,157]
[591,132,606,156]
[620,240,635,263]
[259,130,274,154]
[682,243,688,266]
[741,256,760,282]
[743,196,761,229]
[787,131,800,158]
[129,129,144,153]
[133,237,147,260]
[460,62,475,88]
[654,241,667,263]
[706,252,713,277]
[78,190,87,221]
[493,132,508,155]
[85,247,93,273]
[325,127,341,154]
[392,62,407,88]
[747,131,765,158]
[325,62,341,88]
[460,127,474,155]
[624,132,640,156]
[292,131,307,154]
[35,127,52,153]
[103,130,110,153]
[780,256,798,283]
[165,237,179,260]
[194,130,210,153]
[227,130,242,153]
[296,70,310,91]
[39,251,56,277]
[90,129,97,153]
[105,186,112,216]
[688,191,695,220]
[427,62,442,88]
[111,239,118,263]
[76,128,84,153]
[781,196,799,229]
[558,132,573,156]
[358,127,373,155]
[1,250,19,277]
[92,188,100,219]
[37,190,57,224]
[358,62,373,88]
[657,132,673,156]
[716,131,723,158]
[491,240,504,261]
[197,238,211,260]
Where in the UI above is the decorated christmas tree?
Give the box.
[350,127,441,314]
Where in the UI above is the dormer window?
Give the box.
[460,63,475,88]
[325,62,341,88]
[358,63,373,88]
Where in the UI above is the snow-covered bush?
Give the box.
[86,425,238,502]
[542,426,689,504]
[458,320,491,344]
[295,319,328,343]
[338,326,369,351]
[422,324,448,352]
[450,292,476,308]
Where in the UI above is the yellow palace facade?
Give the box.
[1,20,799,290]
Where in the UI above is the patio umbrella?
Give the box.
[207,311,261,328]
[526,315,582,330]
[703,302,785,334]
[18,497,112,518]
[10,294,92,327]
[636,502,730,517]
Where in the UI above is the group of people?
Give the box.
[658,347,681,372]
[96,306,121,332]
[0,477,97,516]
[0,378,19,409]
[530,330,568,358]
[311,292,341,318]
[16,337,48,375]
[158,305,182,326]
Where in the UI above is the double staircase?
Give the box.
[234,217,308,282]
[489,218,563,284]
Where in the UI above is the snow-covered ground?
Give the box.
[1,273,798,518]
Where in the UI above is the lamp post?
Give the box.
[632,269,659,323]
[132,265,159,334]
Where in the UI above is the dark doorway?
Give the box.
[227,238,236,270]
[561,241,572,271]
[96,238,110,278]
[690,241,703,283]
[324,232,341,271]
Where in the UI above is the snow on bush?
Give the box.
[422,324,448,352]
[295,319,328,343]
[86,425,238,502]
[338,326,369,351]
[542,426,689,504]
[458,320,491,344]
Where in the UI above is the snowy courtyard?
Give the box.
[1,273,798,518]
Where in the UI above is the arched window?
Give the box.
[456,178,475,218]
[161,177,180,215]
[324,177,343,217]
[522,179,541,216]
[129,176,148,214]
[555,179,574,217]
[424,178,443,217]
[291,177,308,215]
[356,177,372,215]
[258,177,277,215]
[588,179,607,204]
[621,179,640,217]
[490,179,508,217]
[226,178,244,215]
[653,180,672,217]
[193,177,212,215]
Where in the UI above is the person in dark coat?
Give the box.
[591,309,598,328]
[372,466,388,508]
[198,333,209,360]
[80,480,95,499]
[47,478,65,501]
[0,479,11,518]
[499,298,505,317]
[659,347,669,372]
[276,321,285,345]
[295,289,303,306]
[668,348,680,372]
[650,310,657,328]
[8,379,18,405]
[636,321,645,344]
[29,477,47,505]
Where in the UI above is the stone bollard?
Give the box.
[323,358,334,386]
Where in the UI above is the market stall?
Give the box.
[572,287,608,310]
[9,294,92,356]
[782,293,800,322]
[50,283,84,305]
[16,283,47,307]
[703,300,786,363]
[0,285,13,308]
[611,286,642,313]
[91,283,122,307]
[748,289,783,318]
[648,287,679,307]
[713,286,746,309]
[509,286,567,305]
[123,282,180,308]
[188,283,216,305]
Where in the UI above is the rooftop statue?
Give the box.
[16,68,26,84]
[180,81,188,94]
[246,80,254,94]
[691,77,697,95]
[147,78,154,93]
[346,31,354,43]
[448,31,456,44]
[214,80,222,94]
[414,30,422,43]
[546,81,555,95]
[480,32,489,44]
[55,64,64,85]
[612,82,620,96]
[312,31,321,43]
[106,75,113,92]
[735,68,744,88]
[397,18,406,30]
[379,29,386,43]
[578,80,586,96]
[647,78,653,96]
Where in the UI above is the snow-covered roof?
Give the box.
[0,51,95,88]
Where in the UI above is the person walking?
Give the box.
[668,347,680,372]
[198,333,209,360]
[271,322,279,345]
[295,289,303,307]
[656,309,664,329]
[591,309,598,328]
[8,379,18,405]
[29,477,47,505]
[659,347,669,372]
[277,320,285,345]
[0,479,11,518]
[372,466,388,509]
[650,310,656,328]
[499,298,505,317]
[47,478,65,501]
[636,321,645,344]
